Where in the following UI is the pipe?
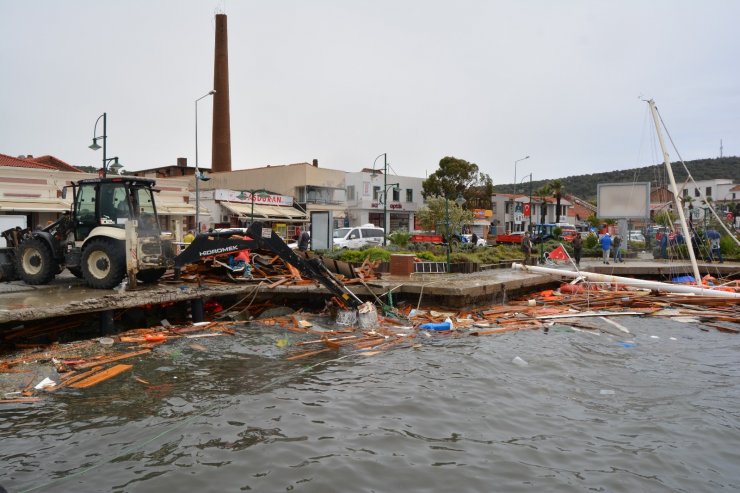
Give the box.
[511,263,740,299]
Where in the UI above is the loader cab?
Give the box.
[72,178,160,240]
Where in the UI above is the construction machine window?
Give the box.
[132,186,159,231]
[74,184,98,239]
[99,183,129,226]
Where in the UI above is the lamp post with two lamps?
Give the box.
[194,90,216,234]
[89,113,124,176]
[237,189,270,225]
[371,153,399,246]
[512,155,530,232]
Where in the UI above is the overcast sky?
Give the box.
[1,0,738,184]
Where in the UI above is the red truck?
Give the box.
[495,232,525,244]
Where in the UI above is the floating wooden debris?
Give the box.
[69,364,132,389]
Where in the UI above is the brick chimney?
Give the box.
[212,13,232,172]
[312,159,319,167]
[177,157,187,167]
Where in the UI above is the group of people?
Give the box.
[659,230,724,263]
[599,232,624,265]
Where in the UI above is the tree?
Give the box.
[534,184,552,225]
[654,210,675,227]
[550,179,563,221]
[422,156,494,208]
[586,214,601,228]
[416,197,474,236]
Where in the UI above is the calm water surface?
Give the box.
[1,316,739,492]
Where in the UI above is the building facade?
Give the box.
[344,170,424,232]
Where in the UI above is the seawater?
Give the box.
[1,316,739,492]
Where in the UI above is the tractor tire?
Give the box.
[15,237,57,285]
[81,238,126,289]
[68,266,84,279]
[137,268,166,284]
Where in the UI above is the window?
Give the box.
[683,189,689,197]
[694,188,700,197]
[347,185,355,201]
[373,186,380,200]
[361,228,384,238]
[392,188,400,202]
[406,189,413,202]
[706,187,712,198]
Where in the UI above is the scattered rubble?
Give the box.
[2,279,737,407]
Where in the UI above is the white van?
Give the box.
[333,224,385,249]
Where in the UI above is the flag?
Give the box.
[548,245,569,261]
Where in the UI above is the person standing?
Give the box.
[521,231,533,265]
[297,227,310,252]
[613,234,623,263]
[183,230,195,244]
[572,233,583,267]
[710,236,724,263]
[471,232,479,249]
[660,232,668,260]
[600,232,612,264]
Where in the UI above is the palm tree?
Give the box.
[550,179,563,222]
[535,184,552,226]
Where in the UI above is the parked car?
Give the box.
[333,224,385,249]
[461,234,487,247]
[629,230,645,242]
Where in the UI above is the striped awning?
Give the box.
[157,201,208,216]
[0,198,71,213]
[221,202,307,221]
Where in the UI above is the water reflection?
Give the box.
[1,318,739,493]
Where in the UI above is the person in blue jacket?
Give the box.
[600,232,612,264]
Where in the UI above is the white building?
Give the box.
[344,169,425,232]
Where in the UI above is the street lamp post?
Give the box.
[89,112,117,177]
[512,155,530,232]
[520,173,533,232]
[371,153,393,246]
[195,90,216,234]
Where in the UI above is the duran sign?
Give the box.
[215,189,294,207]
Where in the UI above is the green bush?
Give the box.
[415,251,445,262]
[387,230,410,247]
[450,252,476,263]
[720,235,739,257]
[584,233,598,249]
[333,247,391,263]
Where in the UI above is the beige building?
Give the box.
[0,166,195,240]
[192,160,346,237]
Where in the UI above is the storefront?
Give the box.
[215,189,308,240]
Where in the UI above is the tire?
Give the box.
[16,237,57,285]
[81,238,126,289]
[137,268,166,284]
[68,266,84,279]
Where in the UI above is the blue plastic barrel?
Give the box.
[420,322,452,331]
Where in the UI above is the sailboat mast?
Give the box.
[647,99,702,285]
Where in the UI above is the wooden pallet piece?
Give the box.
[69,364,133,389]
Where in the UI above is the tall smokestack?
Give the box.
[212,13,232,172]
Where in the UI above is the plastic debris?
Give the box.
[599,389,615,395]
[512,356,528,367]
[34,377,56,390]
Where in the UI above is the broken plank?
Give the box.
[69,349,151,370]
[70,364,133,389]
[285,348,333,360]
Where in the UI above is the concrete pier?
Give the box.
[0,258,736,327]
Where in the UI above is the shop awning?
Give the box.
[157,201,208,216]
[221,202,307,222]
[0,198,71,213]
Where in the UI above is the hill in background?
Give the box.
[493,157,740,202]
